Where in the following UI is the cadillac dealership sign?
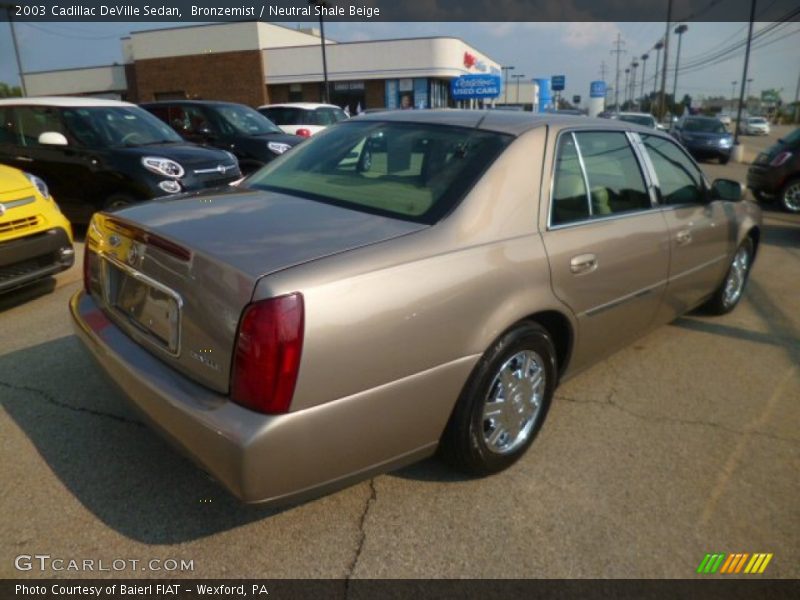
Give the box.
[450,74,502,100]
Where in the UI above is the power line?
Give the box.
[610,33,626,110]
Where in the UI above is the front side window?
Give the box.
[13,107,66,147]
[245,121,512,224]
[61,106,182,148]
[550,130,650,226]
[641,135,705,206]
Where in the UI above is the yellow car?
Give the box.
[0,164,74,293]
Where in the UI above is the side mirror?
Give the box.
[711,178,744,202]
[38,131,68,146]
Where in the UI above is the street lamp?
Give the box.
[308,0,330,104]
[512,74,525,105]
[631,61,639,109]
[640,53,649,110]
[672,24,689,109]
[624,68,630,107]
[502,66,515,105]
[652,39,664,99]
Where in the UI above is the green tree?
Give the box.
[0,82,22,98]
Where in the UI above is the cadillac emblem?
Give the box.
[126,243,140,266]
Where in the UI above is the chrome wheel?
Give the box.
[481,350,546,455]
[782,181,800,213]
[722,246,751,308]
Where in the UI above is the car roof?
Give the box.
[140,100,246,108]
[351,109,656,136]
[618,112,655,118]
[0,96,135,108]
[258,103,343,110]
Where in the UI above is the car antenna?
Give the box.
[455,112,489,158]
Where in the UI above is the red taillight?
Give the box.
[770,151,793,167]
[296,128,312,138]
[231,293,304,414]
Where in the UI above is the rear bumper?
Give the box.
[70,290,469,504]
[683,142,732,159]
[0,227,74,293]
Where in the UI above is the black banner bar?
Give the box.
[2,0,800,22]
[4,579,800,600]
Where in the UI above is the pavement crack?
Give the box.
[0,380,144,427]
[345,477,377,593]
[555,393,798,445]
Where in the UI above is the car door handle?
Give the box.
[676,230,692,246]
[14,155,33,162]
[570,253,598,275]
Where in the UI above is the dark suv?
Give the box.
[671,116,734,164]
[141,101,303,174]
[0,97,241,223]
[747,128,800,213]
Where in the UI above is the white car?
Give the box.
[257,103,348,137]
[744,117,770,136]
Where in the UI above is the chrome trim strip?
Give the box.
[667,254,727,281]
[98,252,184,357]
[193,163,237,175]
[582,280,666,318]
[1,196,36,210]
[547,207,658,231]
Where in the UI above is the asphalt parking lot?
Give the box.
[1,126,798,580]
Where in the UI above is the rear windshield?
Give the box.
[748,117,767,124]
[618,114,655,128]
[258,106,348,126]
[244,121,513,224]
[683,119,727,134]
[61,106,183,147]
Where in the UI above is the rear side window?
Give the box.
[551,131,650,226]
[642,135,705,205]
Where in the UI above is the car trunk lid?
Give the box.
[86,188,425,394]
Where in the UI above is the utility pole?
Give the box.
[611,33,626,112]
[599,61,607,82]
[730,80,738,112]
[308,0,330,103]
[734,0,757,144]
[658,0,673,121]
[4,4,27,96]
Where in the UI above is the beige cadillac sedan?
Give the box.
[71,111,761,504]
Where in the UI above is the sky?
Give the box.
[1,20,799,103]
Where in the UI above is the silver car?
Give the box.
[72,111,761,503]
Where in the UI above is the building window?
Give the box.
[289,83,302,103]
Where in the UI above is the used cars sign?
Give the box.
[450,75,502,100]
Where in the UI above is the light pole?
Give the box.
[512,74,525,105]
[657,0,674,121]
[734,0,757,145]
[624,68,630,108]
[745,78,754,112]
[308,0,330,104]
[502,66,515,105]
[640,53,649,110]
[631,61,639,109]
[672,24,688,109]
[730,80,737,112]
[652,39,664,99]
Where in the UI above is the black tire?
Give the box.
[702,237,754,315]
[103,194,134,212]
[440,322,557,476]
[719,155,730,165]
[779,177,800,214]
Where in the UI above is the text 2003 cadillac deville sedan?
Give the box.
[71,111,761,503]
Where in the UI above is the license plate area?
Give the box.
[101,255,182,355]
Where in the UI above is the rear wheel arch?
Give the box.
[519,310,574,379]
[747,226,760,258]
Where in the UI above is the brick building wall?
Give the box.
[132,50,267,106]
